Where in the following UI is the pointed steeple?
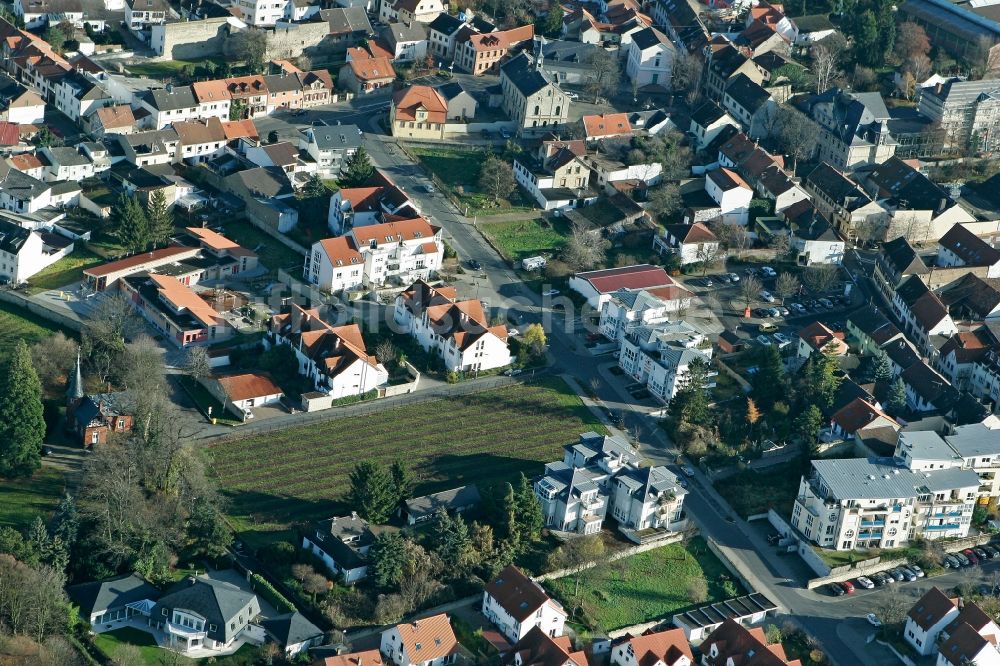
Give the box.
[66,351,84,402]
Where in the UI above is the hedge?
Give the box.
[251,573,296,613]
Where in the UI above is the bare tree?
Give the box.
[772,107,819,172]
[225,30,267,73]
[775,272,800,304]
[672,51,703,99]
[801,265,840,295]
[82,293,143,384]
[769,232,790,260]
[904,54,932,84]
[811,44,839,93]
[561,222,610,271]
[696,243,722,275]
[183,346,212,381]
[584,50,621,101]
[647,183,681,222]
[872,586,908,627]
[741,275,762,310]
[375,340,397,365]
[30,332,78,393]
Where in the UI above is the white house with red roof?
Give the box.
[307,217,443,293]
[705,167,753,225]
[505,627,588,666]
[905,588,960,656]
[208,371,284,419]
[327,171,419,234]
[827,396,898,442]
[610,627,692,666]
[581,113,633,142]
[267,303,387,399]
[394,280,510,373]
[655,222,720,265]
[796,321,848,359]
[568,264,676,309]
[380,613,460,666]
[482,565,566,644]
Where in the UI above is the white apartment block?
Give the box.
[534,432,687,539]
[790,458,981,551]
[618,321,716,404]
[598,288,676,342]
[482,565,566,644]
[895,420,1000,500]
[306,218,443,293]
[625,27,675,88]
[0,219,74,284]
[393,280,510,373]
[236,0,290,25]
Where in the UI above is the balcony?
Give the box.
[860,520,885,527]
[924,523,961,531]
[166,621,207,640]
[858,530,883,540]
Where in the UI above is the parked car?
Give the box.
[767,307,782,318]
[773,332,791,346]
[753,308,771,318]
[943,554,961,568]
[819,297,834,309]
[791,303,807,314]
[719,273,732,284]
[467,259,482,270]
[759,322,779,334]
[756,334,773,346]
[760,290,776,303]
[954,552,970,566]
[870,572,888,586]
[566,91,579,100]
[974,547,989,560]
[776,306,790,316]
[984,545,999,558]
[839,581,855,594]
[827,582,845,596]
[745,267,758,276]
[761,266,777,277]
[867,613,883,628]
[964,549,980,565]
[728,272,741,282]
[908,563,925,577]
[702,277,714,287]
[856,576,875,589]
[897,567,917,582]
[887,569,904,582]
[681,465,696,477]
[499,128,512,139]
[424,183,436,193]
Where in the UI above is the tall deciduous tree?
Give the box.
[145,189,173,249]
[30,333,78,393]
[647,183,681,222]
[342,147,374,187]
[561,222,609,271]
[0,341,45,478]
[183,346,212,381]
[478,153,516,204]
[775,272,800,304]
[346,461,398,523]
[895,22,930,60]
[771,107,819,172]
[585,49,621,100]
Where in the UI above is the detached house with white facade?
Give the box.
[302,513,375,583]
[656,223,720,265]
[905,587,960,656]
[598,286,691,342]
[704,167,753,224]
[625,27,674,89]
[482,565,566,644]
[394,280,510,373]
[380,614,460,666]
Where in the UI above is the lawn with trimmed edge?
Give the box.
[545,536,743,631]
[480,217,571,262]
[26,246,105,293]
[93,627,195,666]
[206,377,606,532]
[0,301,64,363]
[0,465,67,530]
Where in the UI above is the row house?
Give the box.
[618,320,716,404]
[846,305,905,357]
[704,166,752,224]
[891,274,958,354]
[689,102,739,151]
[173,117,228,164]
[862,157,975,242]
[427,13,477,60]
[378,0,444,24]
[136,84,202,130]
[49,70,111,123]
[935,328,996,391]
[306,217,442,292]
[393,279,510,373]
[902,361,961,415]
[266,303,388,399]
[85,105,137,138]
[226,75,269,117]
[972,351,1000,413]
[322,7,375,52]
[0,74,44,125]
[126,0,169,37]
[941,273,1000,323]
[455,25,534,75]
[703,42,766,103]
[338,48,395,94]
[380,22,428,62]
[191,79,232,123]
[874,236,928,305]
[624,27,674,89]
[791,457,981,551]
[722,73,776,141]
[802,162,887,240]
[917,77,1000,154]
[534,432,687,538]
[39,145,95,182]
[598,285,691,341]
[937,224,1000,277]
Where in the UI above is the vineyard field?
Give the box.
[207,377,606,532]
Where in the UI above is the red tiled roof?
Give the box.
[349,57,394,82]
[798,321,847,354]
[830,397,896,434]
[576,264,673,294]
[83,245,197,278]
[582,112,632,138]
[392,85,448,124]
[393,614,459,663]
[0,121,20,146]
[485,565,554,623]
[216,372,283,401]
[320,649,384,666]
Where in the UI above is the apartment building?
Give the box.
[499,53,569,136]
[790,458,981,551]
[895,420,1000,502]
[534,432,686,539]
[598,287,689,342]
[801,89,897,171]
[917,77,1000,154]
[618,321,716,404]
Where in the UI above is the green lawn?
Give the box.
[126,57,228,81]
[26,246,105,294]
[0,465,66,530]
[714,461,806,519]
[206,377,606,532]
[219,219,305,273]
[175,376,243,426]
[480,217,571,262]
[93,627,194,666]
[0,301,64,363]
[545,537,743,631]
[410,146,534,214]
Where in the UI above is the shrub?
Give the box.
[260,541,297,565]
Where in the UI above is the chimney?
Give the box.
[351,510,358,520]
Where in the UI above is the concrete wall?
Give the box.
[264,22,333,60]
[442,120,517,136]
[152,17,232,59]
[0,289,81,332]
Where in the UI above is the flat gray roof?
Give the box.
[812,458,980,500]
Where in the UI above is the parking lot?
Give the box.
[676,264,857,352]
